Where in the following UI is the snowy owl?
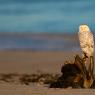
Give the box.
[78,25,94,58]
[78,25,94,88]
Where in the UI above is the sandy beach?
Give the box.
[0,51,95,95]
[0,51,81,74]
[0,0,95,94]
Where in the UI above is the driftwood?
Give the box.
[50,55,95,88]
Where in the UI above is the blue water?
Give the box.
[0,0,94,51]
[0,33,80,51]
[0,0,95,32]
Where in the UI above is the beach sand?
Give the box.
[0,51,95,95]
[0,51,81,74]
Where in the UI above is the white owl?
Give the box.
[78,25,94,88]
[78,25,94,57]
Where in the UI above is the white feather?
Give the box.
[78,25,94,57]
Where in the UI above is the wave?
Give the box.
[0,33,79,51]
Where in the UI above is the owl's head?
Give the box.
[79,25,90,32]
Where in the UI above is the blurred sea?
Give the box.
[0,33,80,51]
[0,0,95,32]
[0,0,94,51]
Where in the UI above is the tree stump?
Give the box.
[49,55,95,88]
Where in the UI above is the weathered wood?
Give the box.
[49,55,95,88]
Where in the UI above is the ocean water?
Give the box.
[0,33,80,51]
[0,0,95,51]
[0,0,95,32]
